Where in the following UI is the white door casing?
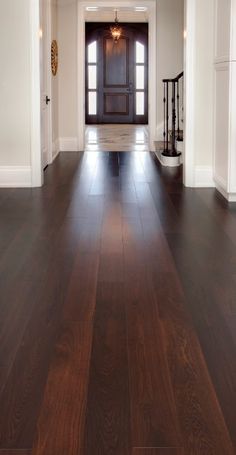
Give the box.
[77,1,157,152]
[40,0,53,170]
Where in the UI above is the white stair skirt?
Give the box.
[160,153,182,167]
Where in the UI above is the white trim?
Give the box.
[148,1,157,151]
[228,61,236,194]
[214,56,231,64]
[214,174,227,192]
[30,0,43,187]
[46,0,53,165]
[59,137,79,152]
[77,1,85,151]
[0,167,32,188]
[52,139,60,160]
[228,193,236,202]
[230,0,236,61]
[183,0,196,187]
[77,0,157,152]
[195,166,214,187]
[215,176,236,202]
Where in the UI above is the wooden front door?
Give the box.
[86,23,148,124]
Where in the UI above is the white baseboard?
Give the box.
[0,166,32,188]
[194,166,214,187]
[214,175,236,202]
[52,139,60,161]
[59,137,79,152]
[228,193,236,202]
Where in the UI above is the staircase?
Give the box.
[157,71,184,166]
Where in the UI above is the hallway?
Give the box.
[0,151,236,454]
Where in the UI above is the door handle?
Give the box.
[46,96,51,105]
[126,82,133,93]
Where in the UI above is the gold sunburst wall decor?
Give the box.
[51,40,58,76]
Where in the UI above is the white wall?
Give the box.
[58,0,78,144]
[184,0,215,187]
[156,0,184,136]
[51,0,59,153]
[0,0,31,167]
[194,0,214,168]
[214,0,236,200]
[0,0,42,187]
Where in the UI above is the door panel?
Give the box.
[104,94,129,114]
[100,31,134,123]
[86,23,148,124]
[104,38,128,86]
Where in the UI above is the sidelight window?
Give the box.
[136,41,145,63]
[135,41,145,116]
[136,92,145,116]
[87,41,97,115]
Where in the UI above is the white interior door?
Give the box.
[40,0,51,169]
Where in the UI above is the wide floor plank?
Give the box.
[0,152,236,454]
[32,322,92,455]
[83,283,131,454]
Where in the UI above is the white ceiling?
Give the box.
[85,9,148,22]
[57,0,149,22]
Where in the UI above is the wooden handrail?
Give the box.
[162,71,184,83]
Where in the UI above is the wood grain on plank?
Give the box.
[32,322,93,455]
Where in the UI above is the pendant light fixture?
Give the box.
[110,10,122,44]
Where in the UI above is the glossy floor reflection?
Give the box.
[1,152,236,455]
[85,124,149,152]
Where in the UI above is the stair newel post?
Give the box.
[171,80,176,156]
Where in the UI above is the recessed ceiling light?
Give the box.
[135,6,147,11]
[86,6,99,11]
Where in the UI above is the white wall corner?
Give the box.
[30,0,43,187]
[52,139,60,161]
[183,0,196,187]
[214,174,236,201]
[194,166,215,187]
[0,166,32,188]
[156,122,164,141]
[59,137,79,152]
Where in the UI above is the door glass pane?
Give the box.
[88,41,97,63]
[136,66,144,89]
[88,65,97,89]
[136,41,145,63]
[136,92,144,115]
[88,91,97,115]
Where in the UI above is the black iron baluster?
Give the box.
[171,80,176,155]
[163,82,166,151]
[162,72,183,158]
[166,82,169,152]
[177,79,180,140]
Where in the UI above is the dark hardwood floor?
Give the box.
[0,151,236,454]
